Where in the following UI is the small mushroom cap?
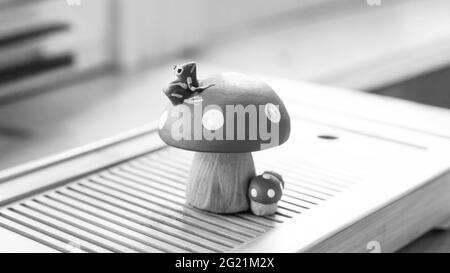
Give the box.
[262,171,284,188]
[248,172,284,204]
[158,72,291,152]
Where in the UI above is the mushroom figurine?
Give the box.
[158,63,290,214]
[249,171,285,216]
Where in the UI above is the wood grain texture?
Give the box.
[305,171,450,253]
[400,229,450,253]
[186,152,255,213]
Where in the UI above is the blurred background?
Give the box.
[0,0,449,251]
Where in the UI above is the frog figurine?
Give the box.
[163,62,214,105]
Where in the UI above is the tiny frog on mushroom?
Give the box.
[163,62,214,105]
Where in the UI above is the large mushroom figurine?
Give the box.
[249,171,285,216]
[158,63,290,213]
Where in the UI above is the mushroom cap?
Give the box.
[158,72,291,152]
[248,172,284,204]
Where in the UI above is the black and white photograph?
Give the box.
[0,0,449,260]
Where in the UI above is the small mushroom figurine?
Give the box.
[158,62,290,214]
[249,171,284,216]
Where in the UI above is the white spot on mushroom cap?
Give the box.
[251,188,258,198]
[202,108,224,131]
[262,173,271,179]
[265,103,281,123]
[267,189,275,198]
[159,110,168,130]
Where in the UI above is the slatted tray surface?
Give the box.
[0,144,361,253]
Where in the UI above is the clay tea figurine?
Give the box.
[249,171,285,216]
[163,62,215,105]
[158,64,291,213]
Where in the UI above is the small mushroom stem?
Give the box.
[187,152,255,213]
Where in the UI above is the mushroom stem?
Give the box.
[187,152,255,213]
